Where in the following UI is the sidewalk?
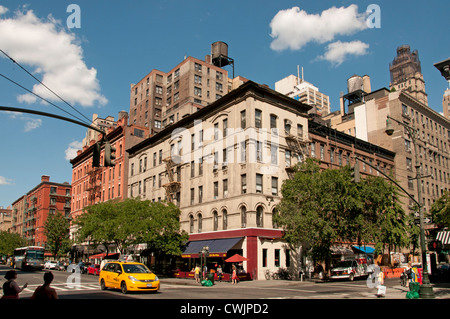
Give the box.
[159,276,450,299]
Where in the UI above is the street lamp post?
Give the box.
[385,115,435,299]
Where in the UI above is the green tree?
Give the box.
[74,198,188,258]
[430,191,450,229]
[274,158,413,272]
[0,231,25,256]
[44,211,72,258]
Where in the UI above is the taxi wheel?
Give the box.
[100,279,107,290]
[121,281,128,294]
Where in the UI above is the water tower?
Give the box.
[211,41,234,78]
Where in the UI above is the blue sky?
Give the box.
[0,0,449,208]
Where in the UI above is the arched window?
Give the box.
[272,207,278,229]
[198,213,203,233]
[222,209,228,230]
[256,205,264,228]
[189,215,194,233]
[241,206,247,228]
[213,210,218,231]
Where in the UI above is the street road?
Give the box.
[1,265,401,300]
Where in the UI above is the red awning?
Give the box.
[225,254,249,263]
[89,253,119,259]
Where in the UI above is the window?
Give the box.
[271,144,278,165]
[194,63,202,72]
[194,87,202,97]
[199,157,203,175]
[262,249,268,267]
[222,209,228,230]
[214,181,219,199]
[213,211,218,231]
[270,114,277,129]
[240,141,247,163]
[223,119,228,137]
[190,216,194,233]
[198,214,203,233]
[256,206,263,227]
[274,249,280,267]
[155,86,163,94]
[241,110,246,129]
[285,150,291,167]
[255,109,262,128]
[241,206,247,228]
[198,186,203,203]
[223,179,228,197]
[271,177,278,196]
[241,174,247,194]
[256,141,263,162]
[194,74,202,84]
[256,173,263,193]
[191,161,195,177]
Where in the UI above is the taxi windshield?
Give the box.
[122,264,151,274]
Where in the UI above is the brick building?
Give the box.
[69,111,148,239]
[14,175,72,247]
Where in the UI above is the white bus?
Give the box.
[13,246,45,270]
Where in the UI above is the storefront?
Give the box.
[178,228,284,280]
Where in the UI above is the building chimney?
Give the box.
[41,175,50,182]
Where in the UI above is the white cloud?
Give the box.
[269,5,368,51]
[0,176,14,185]
[0,6,107,107]
[6,111,42,132]
[65,140,83,161]
[316,40,370,66]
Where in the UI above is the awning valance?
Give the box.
[353,245,375,254]
[88,253,119,259]
[182,237,243,258]
[436,231,450,245]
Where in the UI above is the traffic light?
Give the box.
[351,158,361,183]
[92,142,101,167]
[104,141,116,167]
[428,240,443,252]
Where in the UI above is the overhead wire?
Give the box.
[0,72,93,126]
[0,48,96,128]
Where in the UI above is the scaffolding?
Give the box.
[162,157,181,203]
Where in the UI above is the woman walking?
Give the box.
[232,265,238,285]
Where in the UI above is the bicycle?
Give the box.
[400,271,408,287]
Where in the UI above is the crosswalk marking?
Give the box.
[21,283,101,294]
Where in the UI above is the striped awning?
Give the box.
[436,231,450,245]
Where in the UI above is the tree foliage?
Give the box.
[0,231,25,256]
[74,198,188,256]
[430,190,450,229]
[44,211,72,258]
[274,158,414,265]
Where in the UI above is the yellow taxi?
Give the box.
[99,261,160,294]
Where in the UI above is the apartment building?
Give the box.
[70,111,148,232]
[129,51,232,136]
[127,81,311,279]
[127,80,397,279]
[275,73,331,116]
[0,206,12,232]
[11,195,26,236]
[12,175,72,247]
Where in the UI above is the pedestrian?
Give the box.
[1,270,28,299]
[194,264,201,283]
[232,265,238,285]
[217,265,223,282]
[31,271,58,299]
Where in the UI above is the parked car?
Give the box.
[88,264,101,276]
[44,260,58,270]
[55,261,66,271]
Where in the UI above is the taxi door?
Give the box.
[111,263,123,289]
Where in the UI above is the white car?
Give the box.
[44,260,58,270]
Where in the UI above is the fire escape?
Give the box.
[284,130,310,179]
[86,167,102,204]
[162,157,181,204]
